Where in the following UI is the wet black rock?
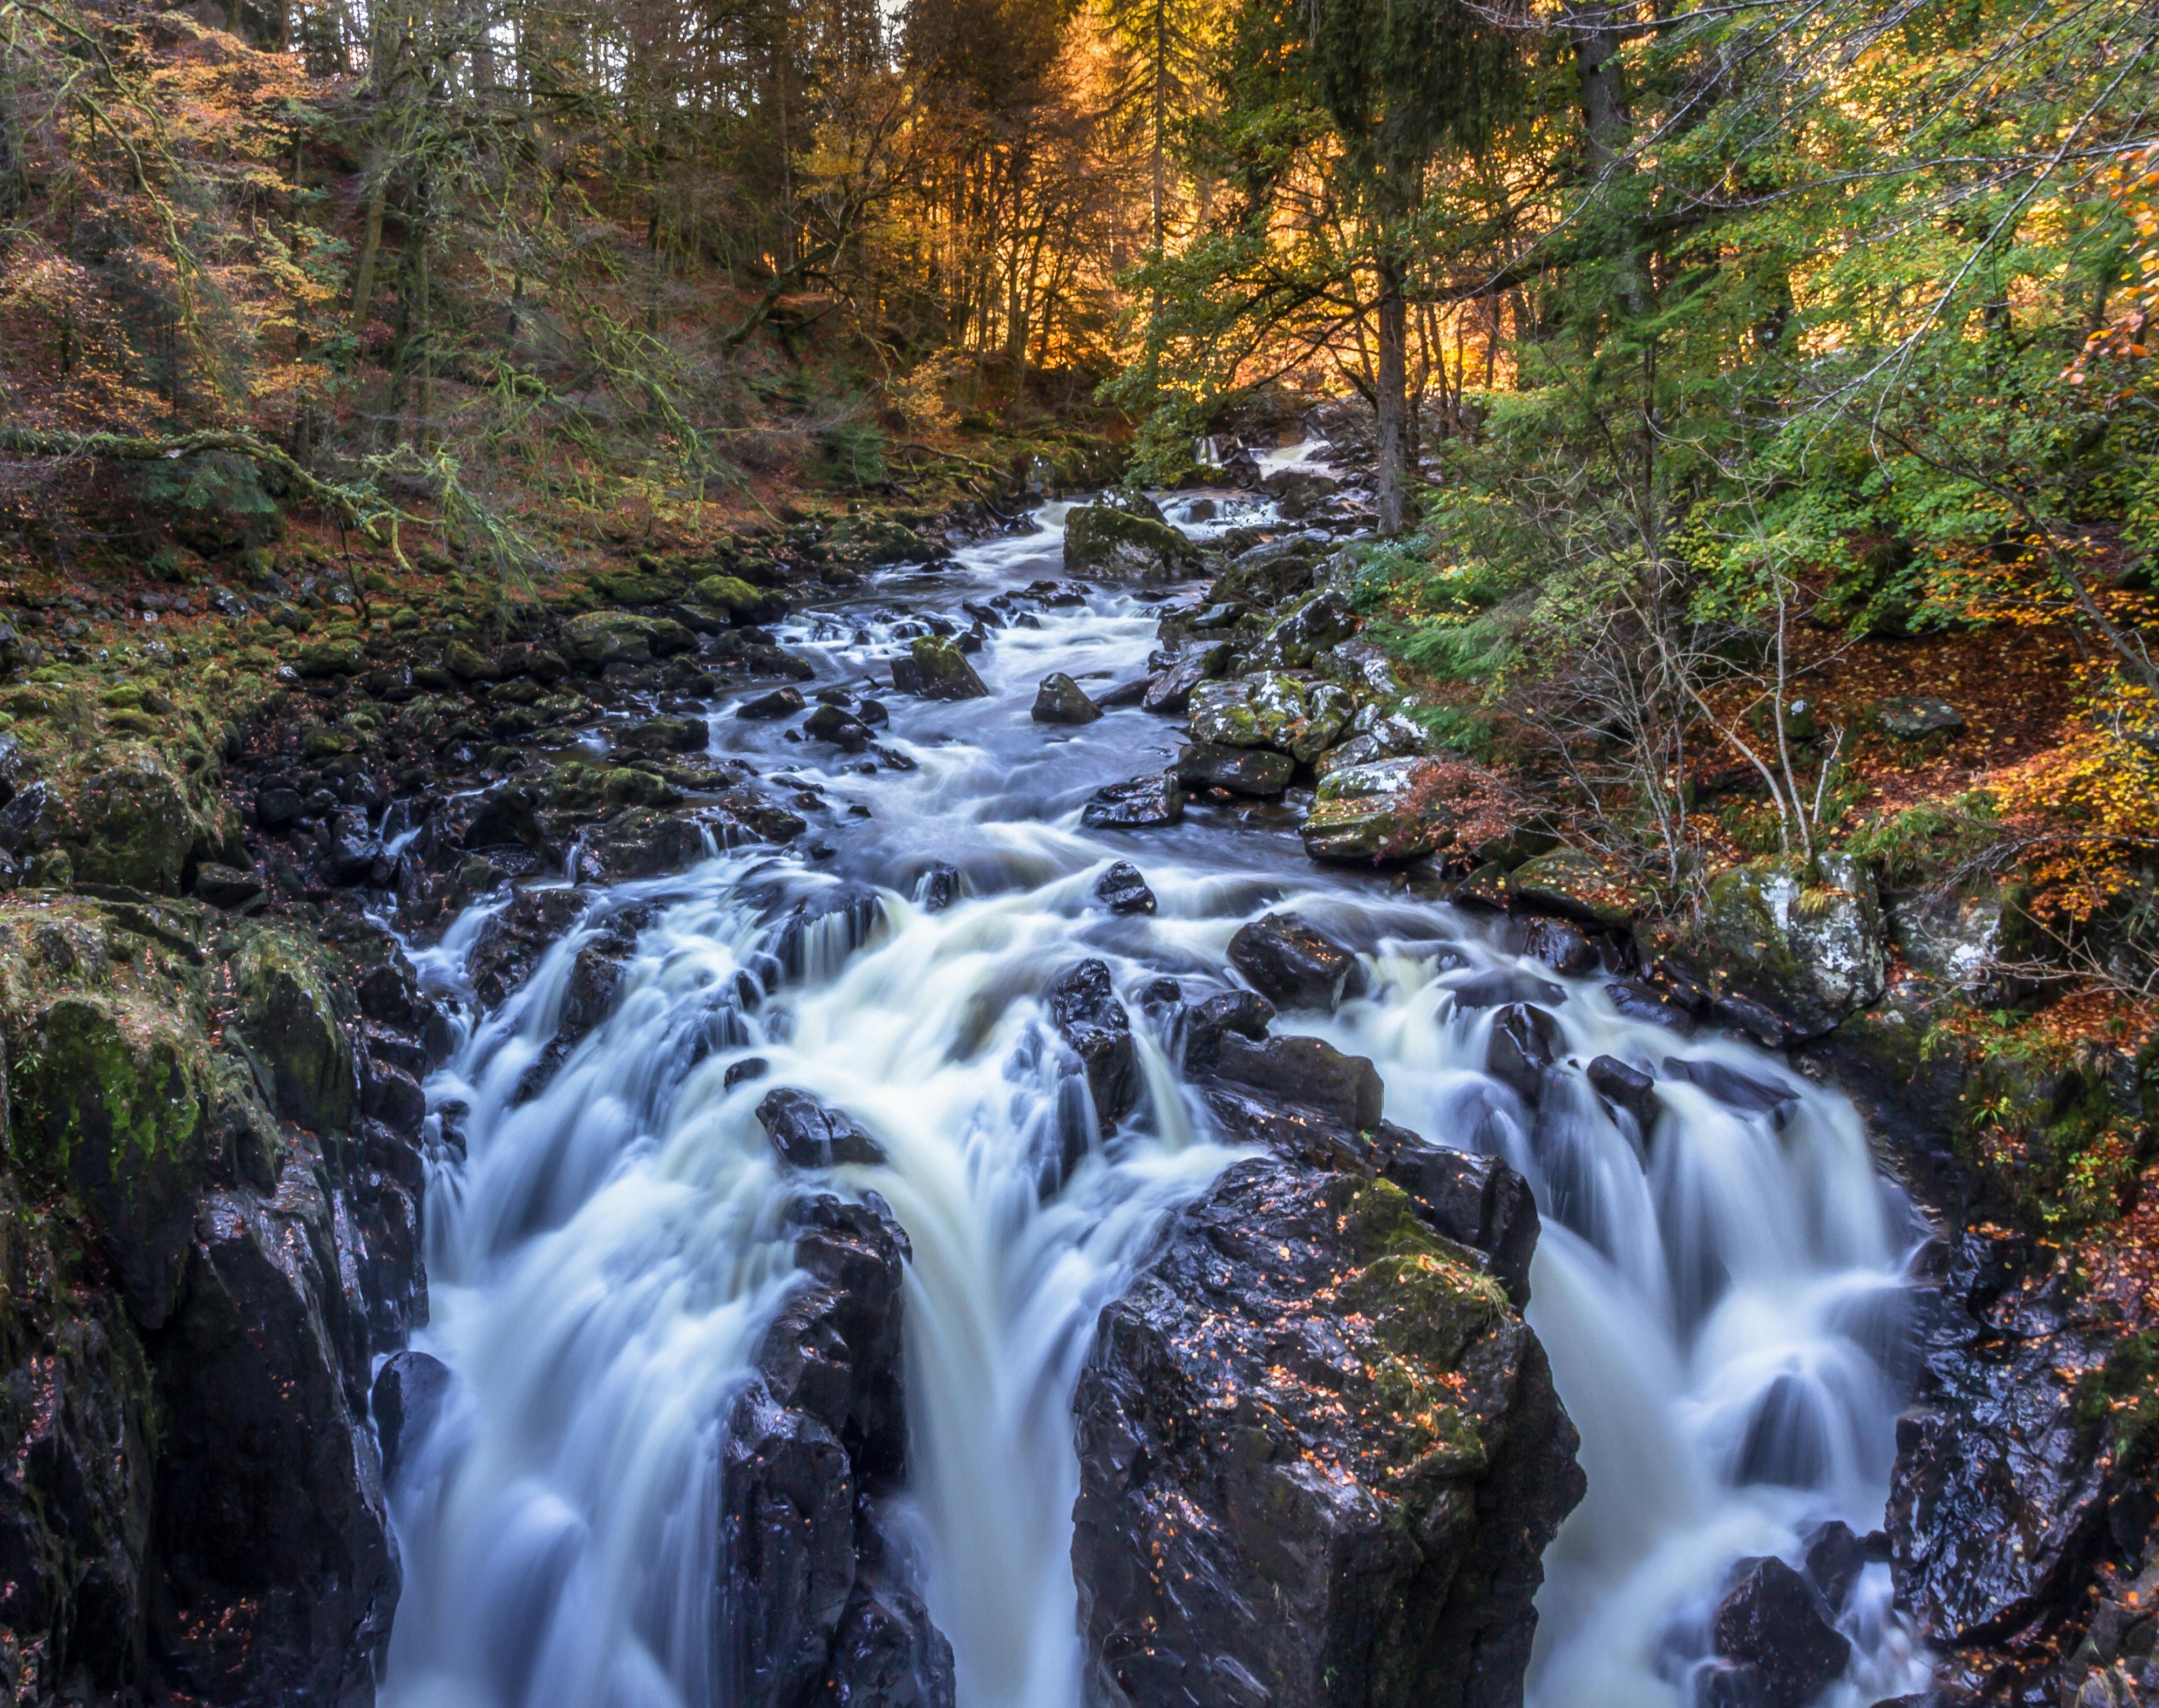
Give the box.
[1046,960,1141,1138]
[1031,673,1102,724]
[891,636,989,701]
[1081,774,1183,830]
[1227,911,1368,1011]
[1139,642,1232,715]
[1586,1055,1660,1138]
[194,861,266,910]
[1451,969,1565,1010]
[725,1056,770,1090]
[1801,1519,1877,1616]
[757,1087,888,1168]
[1710,1556,1852,1708]
[1173,739,1294,797]
[1189,1029,1383,1168]
[721,1190,951,1708]
[1178,989,1274,1068]
[1071,1155,1583,1708]
[1367,1125,1542,1307]
[573,807,709,884]
[805,703,875,752]
[1486,1003,1563,1104]
[371,1349,452,1489]
[764,881,887,978]
[1519,914,1597,975]
[739,686,807,719]
[1092,861,1156,914]
[916,863,961,912]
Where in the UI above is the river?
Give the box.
[377,493,1934,1708]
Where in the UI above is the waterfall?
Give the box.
[379,503,1932,1708]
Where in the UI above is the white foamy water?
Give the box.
[379,500,1931,1708]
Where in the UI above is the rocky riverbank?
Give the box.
[0,432,2143,1707]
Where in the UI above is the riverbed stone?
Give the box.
[1062,503,1200,582]
[739,686,807,719]
[1227,911,1367,1010]
[1092,861,1156,914]
[891,636,989,700]
[1031,673,1101,724]
[1071,1156,1583,1708]
[1140,642,1231,714]
[1173,740,1293,797]
[758,1087,887,1168]
[1081,774,1183,829]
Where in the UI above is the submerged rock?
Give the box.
[891,635,989,701]
[1092,861,1156,915]
[1071,1156,1583,1708]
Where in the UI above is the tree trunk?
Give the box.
[1375,249,1408,536]
[349,174,387,343]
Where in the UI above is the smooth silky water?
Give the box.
[380,493,1934,1708]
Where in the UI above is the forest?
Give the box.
[2,0,2159,1704]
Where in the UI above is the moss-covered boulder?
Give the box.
[827,516,942,567]
[230,929,355,1132]
[1699,854,1886,1038]
[1072,1156,1581,1708]
[544,760,684,813]
[66,743,203,894]
[1062,502,1201,583]
[1189,672,1352,763]
[689,574,786,624]
[1506,848,1656,929]
[891,635,988,700]
[1247,590,1359,671]
[561,610,698,670]
[16,993,213,1328]
[1301,756,1501,865]
[293,638,365,679]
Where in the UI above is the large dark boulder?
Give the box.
[1227,911,1367,1011]
[1709,1556,1852,1708]
[1366,1126,1540,1308]
[1093,861,1156,915]
[719,1192,954,1708]
[1033,673,1102,725]
[1072,1156,1583,1708]
[1187,1027,1384,1169]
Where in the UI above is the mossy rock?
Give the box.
[444,639,499,682]
[1062,503,1201,583]
[688,574,786,623]
[561,611,697,670]
[1301,756,1484,865]
[1189,673,1352,763]
[1505,849,1656,929]
[892,635,989,700]
[293,639,364,679]
[229,929,354,1133]
[589,568,680,607]
[66,744,203,894]
[16,992,213,1328]
[545,761,682,812]
[1699,854,1885,1038]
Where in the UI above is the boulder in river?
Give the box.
[1173,740,1293,797]
[1045,958,1140,1135]
[1081,774,1183,829]
[1708,1555,1852,1708]
[1187,1027,1383,1169]
[1366,1125,1542,1306]
[1505,848,1653,928]
[738,686,807,719]
[1062,502,1201,582]
[1071,1155,1583,1708]
[1031,673,1102,724]
[805,703,875,751]
[1227,910,1368,1010]
[1189,672,1353,763]
[1092,861,1156,914]
[1140,642,1232,714]
[892,635,989,700]
[758,1088,888,1168]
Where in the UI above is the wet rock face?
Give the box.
[1886,1232,2120,1650]
[721,1191,955,1708]
[1031,672,1102,724]
[1045,960,1141,1140]
[759,1087,890,1169]
[1071,1157,1583,1708]
[1227,910,1367,1011]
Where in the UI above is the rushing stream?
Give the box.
[379,495,1934,1708]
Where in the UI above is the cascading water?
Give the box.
[381,498,1934,1708]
